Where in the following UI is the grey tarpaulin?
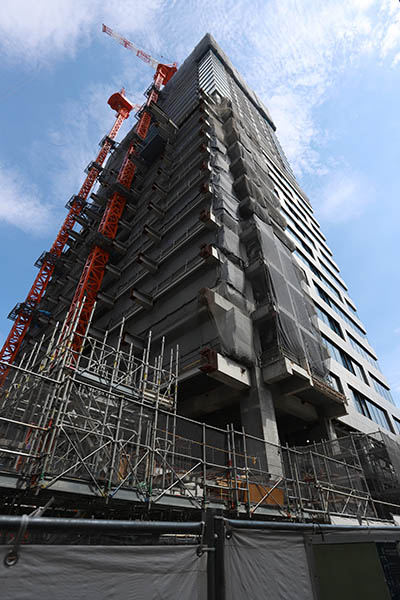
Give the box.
[2,544,207,600]
[224,529,314,599]
[382,432,400,482]
[253,214,328,379]
[201,288,255,364]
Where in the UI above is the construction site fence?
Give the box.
[2,515,400,600]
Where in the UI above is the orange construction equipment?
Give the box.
[0,90,134,385]
[58,28,177,361]
[102,24,177,81]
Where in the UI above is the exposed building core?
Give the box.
[0,34,400,524]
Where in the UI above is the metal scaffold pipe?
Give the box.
[0,515,203,534]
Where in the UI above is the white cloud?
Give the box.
[0,60,147,237]
[234,1,378,175]
[314,170,373,224]
[189,0,399,178]
[0,0,162,67]
[268,89,323,176]
[352,0,375,10]
[47,83,123,197]
[3,0,400,181]
[3,0,400,231]
[380,10,400,58]
[0,0,93,66]
[43,79,146,202]
[0,162,54,234]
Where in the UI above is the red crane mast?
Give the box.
[62,59,176,360]
[0,91,134,385]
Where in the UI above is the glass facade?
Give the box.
[315,285,367,339]
[370,374,394,404]
[348,334,378,368]
[393,417,400,435]
[322,335,368,384]
[350,388,392,432]
[314,304,343,338]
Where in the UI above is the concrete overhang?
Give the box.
[263,355,348,420]
[200,349,251,390]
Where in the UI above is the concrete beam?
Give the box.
[262,356,311,385]
[200,349,251,390]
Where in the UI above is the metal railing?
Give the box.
[0,309,395,521]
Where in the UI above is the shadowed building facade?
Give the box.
[32,34,400,476]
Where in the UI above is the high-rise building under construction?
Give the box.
[3,33,400,600]
[9,34,400,450]
[1,34,400,520]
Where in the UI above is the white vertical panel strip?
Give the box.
[198,50,231,99]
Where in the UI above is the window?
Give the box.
[317,273,342,302]
[353,361,368,385]
[322,335,368,383]
[267,160,295,198]
[370,374,394,405]
[315,304,343,338]
[345,299,357,314]
[329,372,343,394]
[320,248,337,266]
[393,417,400,435]
[347,334,378,368]
[294,192,313,217]
[318,258,347,292]
[341,352,355,373]
[310,222,329,247]
[287,226,314,257]
[281,207,316,248]
[294,252,342,301]
[282,198,310,229]
[315,284,367,339]
[350,388,392,431]
[322,335,342,364]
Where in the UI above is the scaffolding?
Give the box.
[0,309,397,522]
[295,434,400,519]
[353,431,400,508]
[0,303,179,502]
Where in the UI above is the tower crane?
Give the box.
[102,24,178,73]
[0,90,135,385]
[58,27,177,360]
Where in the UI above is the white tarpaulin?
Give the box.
[2,544,207,600]
[224,529,314,599]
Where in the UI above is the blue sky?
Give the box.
[0,0,399,402]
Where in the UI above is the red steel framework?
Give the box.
[61,62,176,360]
[0,91,134,385]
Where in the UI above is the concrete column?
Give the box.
[322,417,338,442]
[315,411,339,444]
[240,366,283,477]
